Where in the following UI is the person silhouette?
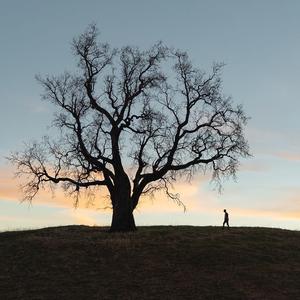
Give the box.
[222,209,229,229]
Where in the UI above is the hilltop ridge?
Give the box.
[0,226,299,299]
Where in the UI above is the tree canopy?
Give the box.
[9,25,250,231]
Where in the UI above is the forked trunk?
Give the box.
[108,137,137,231]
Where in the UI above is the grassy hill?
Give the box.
[0,226,300,299]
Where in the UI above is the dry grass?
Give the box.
[0,225,300,299]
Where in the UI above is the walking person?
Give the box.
[222,209,229,229]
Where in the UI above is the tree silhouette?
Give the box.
[9,25,250,231]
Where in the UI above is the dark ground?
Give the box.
[0,225,300,300]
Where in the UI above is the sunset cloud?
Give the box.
[0,166,21,201]
[1,164,213,213]
[274,152,300,161]
[0,165,111,209]
[238,161,270,173]
[61,208,111,226]
[1,163,300,230]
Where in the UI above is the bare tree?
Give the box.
[9,25,250,232]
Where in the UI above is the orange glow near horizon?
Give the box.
[1,165,300,230]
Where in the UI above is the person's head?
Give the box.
[224,209,226,213]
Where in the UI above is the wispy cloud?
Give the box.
[0,166,21,201]
[0,165,110,209]
[61,208,111,226]
[274,152,300,161]
[239,161,270,173]
[2,163,300,229]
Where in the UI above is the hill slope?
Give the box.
[0,226,300,299]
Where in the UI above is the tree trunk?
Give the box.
[110,197,136,232]
[109,128,136,232]
[109,174,136,232]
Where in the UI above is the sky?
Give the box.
[1,0,300,230]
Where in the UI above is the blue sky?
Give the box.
[1,0,300,230]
